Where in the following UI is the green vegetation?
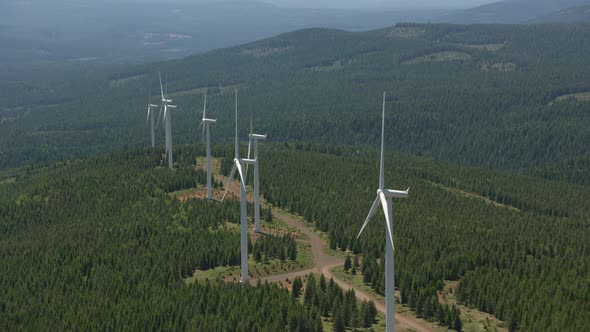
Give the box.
[256,144,590,331]
[2,23,590,189]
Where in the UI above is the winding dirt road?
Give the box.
[193,158,434,331]
[252,210,434,332]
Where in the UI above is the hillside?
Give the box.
[2,23,590,186]
[435,0,590,24]
[530,5,590,23]
[0,0,445,81]
[1,144,589,330]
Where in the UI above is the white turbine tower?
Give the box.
[146,94,158,147]
[247,116,266,233]
[357,92,409,332]
[221,89,255,283]
[200,87,217,200]
[158,73,176,170]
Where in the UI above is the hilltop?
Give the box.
[1,23,590,184]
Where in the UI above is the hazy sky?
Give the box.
[264,0,497,10]
[23,0,498,10]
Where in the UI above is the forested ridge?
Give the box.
[1,23,590,186]
[246,144,590,331]
[1,146,384,331]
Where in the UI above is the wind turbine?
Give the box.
[356,92,409,332]
[146,94,159,147]
[199,87,217,200]
[247,115,267,233]
[221,89,255,284]
[158,73,176,170]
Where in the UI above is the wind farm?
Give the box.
[2,6,590,331]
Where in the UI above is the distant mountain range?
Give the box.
[530,5,590,23]
[436,0,590,24]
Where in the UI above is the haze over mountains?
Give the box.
[436,0,590,24]
[3,0,590,82]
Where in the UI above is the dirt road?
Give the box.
[252,210,434,332]
[205,160,435,331]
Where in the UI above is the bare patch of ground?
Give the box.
[388,27,426,38]
[461,43,505,51]
[439,280,507,332]
[168,84,241,98]
[241,46,293,57]
[430,182,520,212]
[554,92,590,103]
[479,62,517,72]
[403,52,471,65]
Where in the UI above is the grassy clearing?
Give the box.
[479,62,517,72]
[555,92,590,103]
[184,211,314,284]
[387,27,426,38]
[332,266,388,302]
[0,177,16,185]
[241,46,293,57]
[429,182,520,212]
[403,52,471,65]
[439,281,507,332]
[461,43,505,51]
[168,84,241,98]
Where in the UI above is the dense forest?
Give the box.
[2,20,590,332]
[1,23,590,187]
[0,146,387,330]
[246,144,590,331]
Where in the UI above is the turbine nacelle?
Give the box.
[249,133,267,140]
[148,104,159,108]
[202,118,217,124]
[378,188,410,199]
[240,158,256,165]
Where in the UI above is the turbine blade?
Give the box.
[234,88,239,159]
[356,195,380,239]
[165,73,168,100]
[235,160,246,191]
[203,88,207,119]
[147,106,150,124]
[379,191,395,252]
[246,115,252,175]
[221,164,237,203]
[159,72,164,101]
[380,92,386,190]
[156,104,163,128]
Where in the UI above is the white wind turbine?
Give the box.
[158,73,176,170]
[246,115,266,233]
[357,92,409,332]
[146,93,159,147]
[221,89,255,283]
[199,87,217,200]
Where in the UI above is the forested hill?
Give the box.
[1,144,589,330]
[530,5,590,23]
[1,23,590,184]
[435,0,590,24]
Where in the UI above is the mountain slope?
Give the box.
[0,0,445,81]
[1,23,590,184]
[436,0,590,24]
[530,5,590,23]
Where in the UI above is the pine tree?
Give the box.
[344,255,352,272]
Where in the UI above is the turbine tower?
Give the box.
[200,87,217,200]
[356,92,409,332]
[146,94,158,147]
[221,89,255,283]
[247,116,267,233]
[158,73,176,170]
